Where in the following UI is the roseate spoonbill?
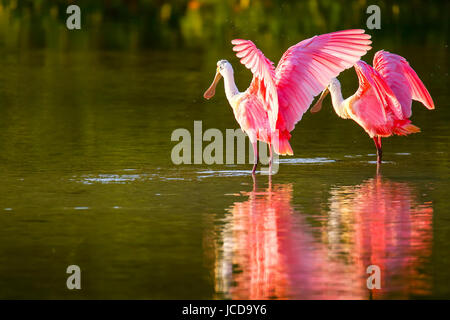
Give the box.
[203,29,372,173]
[311,50,435,163]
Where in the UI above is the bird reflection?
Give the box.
[326,173,433,299]
[210,173,433,300]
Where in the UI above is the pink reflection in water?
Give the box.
[211,175,433,299]
[328,175,433,299]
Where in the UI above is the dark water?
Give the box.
[0,44,448,299]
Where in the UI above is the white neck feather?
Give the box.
[329,82,347,118]
[222,70,240,102]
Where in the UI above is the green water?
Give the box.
[0,43,448,299]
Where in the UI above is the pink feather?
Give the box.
[373,50,435,118]
[275,29,372,132]
[354,60,403,121]
[231,39,279,132]
[230,30,372,155]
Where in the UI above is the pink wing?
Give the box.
[231,39,278,132]
[354,60,403,121]
[373,50,434,118]
[275,29,372,132]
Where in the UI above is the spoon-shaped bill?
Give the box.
[203,69,222,99]
[310,87,330,113]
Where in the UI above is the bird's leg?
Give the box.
[377,136,383,163]
[252,141,259,175]
[372,137,380,162]
[373,136,382,164]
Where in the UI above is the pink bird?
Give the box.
[203,29,372,173]
[311,50,435,163]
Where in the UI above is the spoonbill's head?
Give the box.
[310,78,340,113]
[203,60,233,99]
[328,77,341,92]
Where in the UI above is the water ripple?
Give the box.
[279,157,335,164]
[74,174,150,185]
[197,170,253,178]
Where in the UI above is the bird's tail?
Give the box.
[394,119,421,136]
[272,130,293,155]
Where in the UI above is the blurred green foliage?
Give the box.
[0,0,447,51]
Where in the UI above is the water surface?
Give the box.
[0,45,448,299]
